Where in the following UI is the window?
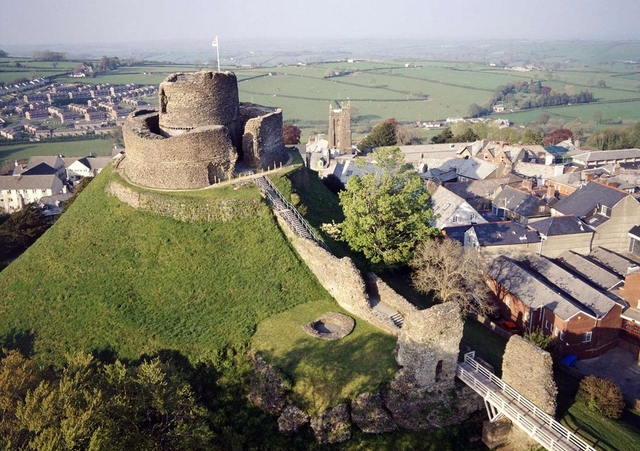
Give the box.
[452,215,458,223]
[559,331,565,341]
[470,213,476,220]
[524,311,530,322]
[554,327,559,337]
[583,332,592,343]
[599,205,610,217]
[505,295,511,307]
[545,320,551,330]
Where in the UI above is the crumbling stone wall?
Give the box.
[241,104,288,169]
[366,273,418,315]
[502,336,557,416]
[106,180,266,222]
[395,303,463,390]
[485,335,558,451]
[286,234,398,335]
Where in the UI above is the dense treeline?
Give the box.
[0,347,310,450]
[468,80,595,117]
[586,122,640,150]
[31,50,67,61]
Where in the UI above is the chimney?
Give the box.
[546,185,556,198]
[521,179,533,190]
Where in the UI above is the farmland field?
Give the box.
[3,43,640,141]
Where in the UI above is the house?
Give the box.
[552,182,640,253]
[630,225,640,258]
[571,148,640,168]
[0,174,67,212]
[528,216,594,257]
[486,253,624,359]
[462,221,541,255]
[513,161,565,185]
[445,175,524,212]
[25,156,66,181]
[491,185,551,224]
[66,156,113,182]
[430,186,487,229]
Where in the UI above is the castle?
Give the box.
[122,71,288,190]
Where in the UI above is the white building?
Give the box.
[0,174,67,212]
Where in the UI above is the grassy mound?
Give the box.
[0,167,334,364]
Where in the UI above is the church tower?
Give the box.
[328,101,352,154]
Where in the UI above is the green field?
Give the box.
[4,54,640,142]
[0,139,114,165]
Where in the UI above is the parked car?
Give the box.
[497,320,519,334]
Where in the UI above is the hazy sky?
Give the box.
[1,0,639,46]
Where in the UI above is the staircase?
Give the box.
[254,176,325,246]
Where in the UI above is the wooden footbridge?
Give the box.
[456,352,596,451]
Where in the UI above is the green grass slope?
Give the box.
[0,167,334,364]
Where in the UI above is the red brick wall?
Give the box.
[622,273,640,309]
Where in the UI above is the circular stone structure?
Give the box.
[302,312,355,341]
[122,71,289,190]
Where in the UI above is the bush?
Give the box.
[576,375,625,419]
[523,328,555,353]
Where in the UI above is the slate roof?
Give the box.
[431,186,468,228]
[556,251,623,291]
[520,253,619,318]
[553,182,628,217]
[630,225,640,240]
[20,162,58,176]
[27,155,62,168]
[590,247,640,277]
[513,161,561,180]
[445,175,523,200]
[487,255,586,320]
[528,215,592,236]
[469,221,541,246]
[442,225,472,244]
[0,174,59,190]
[493,186,544,217]
[572,148,640,163]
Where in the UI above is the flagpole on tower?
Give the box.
[212,35,220,72]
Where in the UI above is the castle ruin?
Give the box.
[328,101,352,154]
[123,71,288,190]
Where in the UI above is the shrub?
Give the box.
[576,375,625,419]
[523,328,555,353]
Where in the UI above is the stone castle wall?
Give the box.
[123,110,237,189]
[241,104,288,169]
[123,71,286,190]
[106,180,265,222]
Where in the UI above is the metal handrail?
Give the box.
[258,176,328,249]
[457,352,596,451]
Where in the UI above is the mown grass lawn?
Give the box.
[0,139,114,164]
[252,299,397,415]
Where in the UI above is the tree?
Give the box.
[576,376,625,419]
[521,129,543,145]
[410,237,492,314]
[0,49,8,58]
[338,147,436,268]
[321,173,345,195]
[0,204,52,265]
[430,127,454,144]
[282,124,301,145]
[357,120,397,151]
[543,129,573,146]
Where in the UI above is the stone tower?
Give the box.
[328,101,352,155]
[122,71,288,190]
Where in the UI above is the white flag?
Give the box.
[212,36,218,47]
